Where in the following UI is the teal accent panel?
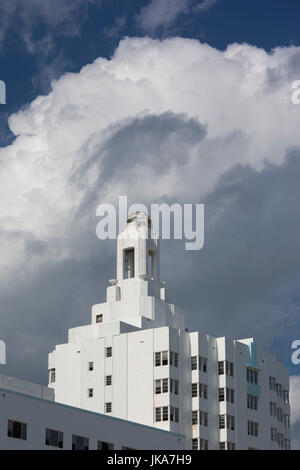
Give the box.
[247,382,261,397]
[250,341,256,367]
[247,340,260,370]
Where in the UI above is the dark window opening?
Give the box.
[7,420,27,440]
[72,435,89,450]
[124,248,135,279]
[45,429,63,448]
[98,441,114,450]
[106,347,112,358]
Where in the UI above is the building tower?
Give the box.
[48,213,291,450]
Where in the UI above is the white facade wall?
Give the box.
[0,384,184,450]
[214,337,290,450]
[48,212,291,450]
[189,332,219,450]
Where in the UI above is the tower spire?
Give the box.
[117,211,160,282]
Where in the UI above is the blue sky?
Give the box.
[0,0,300,446]
[1,0,300,127]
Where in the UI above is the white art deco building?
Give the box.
[48,212,291,450]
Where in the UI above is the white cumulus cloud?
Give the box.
[1,37,299,276]
[1,38,299,266]
[1,37,300,390]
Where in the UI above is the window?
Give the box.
[49,368,56,383]
[192,383,197,398]
[247,394,258,410]
[124,248,135,278]
[192,439,198,450]
[271,427,278,442]
[220,442,236,450]
[88,388,93,398]
[246,367,258,384]
[174,352,179,367]
[270,401,277,416]
[154,350,177,366]
[285,439,291,450]
[199,410,208,427]
[106,375,112,386]
[276,383,282,398]
[283,389,289,403]
[277,408,283,423]
[220,387,234,403]
[227,415,235,431]
[269,376,276,391]
[220,415,235,430]
[155,406,178,423]
[162,351,168,366]
[155,378,178,395]
[284,414,290,428]
[191,356,197,370]
[200,357,208,373]
[155,379,161,394]
[88,362,94,371]
[199,383,208,399]
[218,361,224,375]
[226,361,234,377]
[72,435,89,451]
[98,441,114,450]
[96,314,103,323]
[155,352,161,367]
[218,361,233,376]
[106,347,112,358]
[192,411,198,425]
[170,351,174,365]
[195,356,207,372]
[7,420,27,440]
[226,388,234,403]
[200,439,208,450]
[227,442,236,450]
[278,433,284,449]
[45,429,63,448]
[105,402,112,413]
[248,421,258,437]
[219,415,225,429]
